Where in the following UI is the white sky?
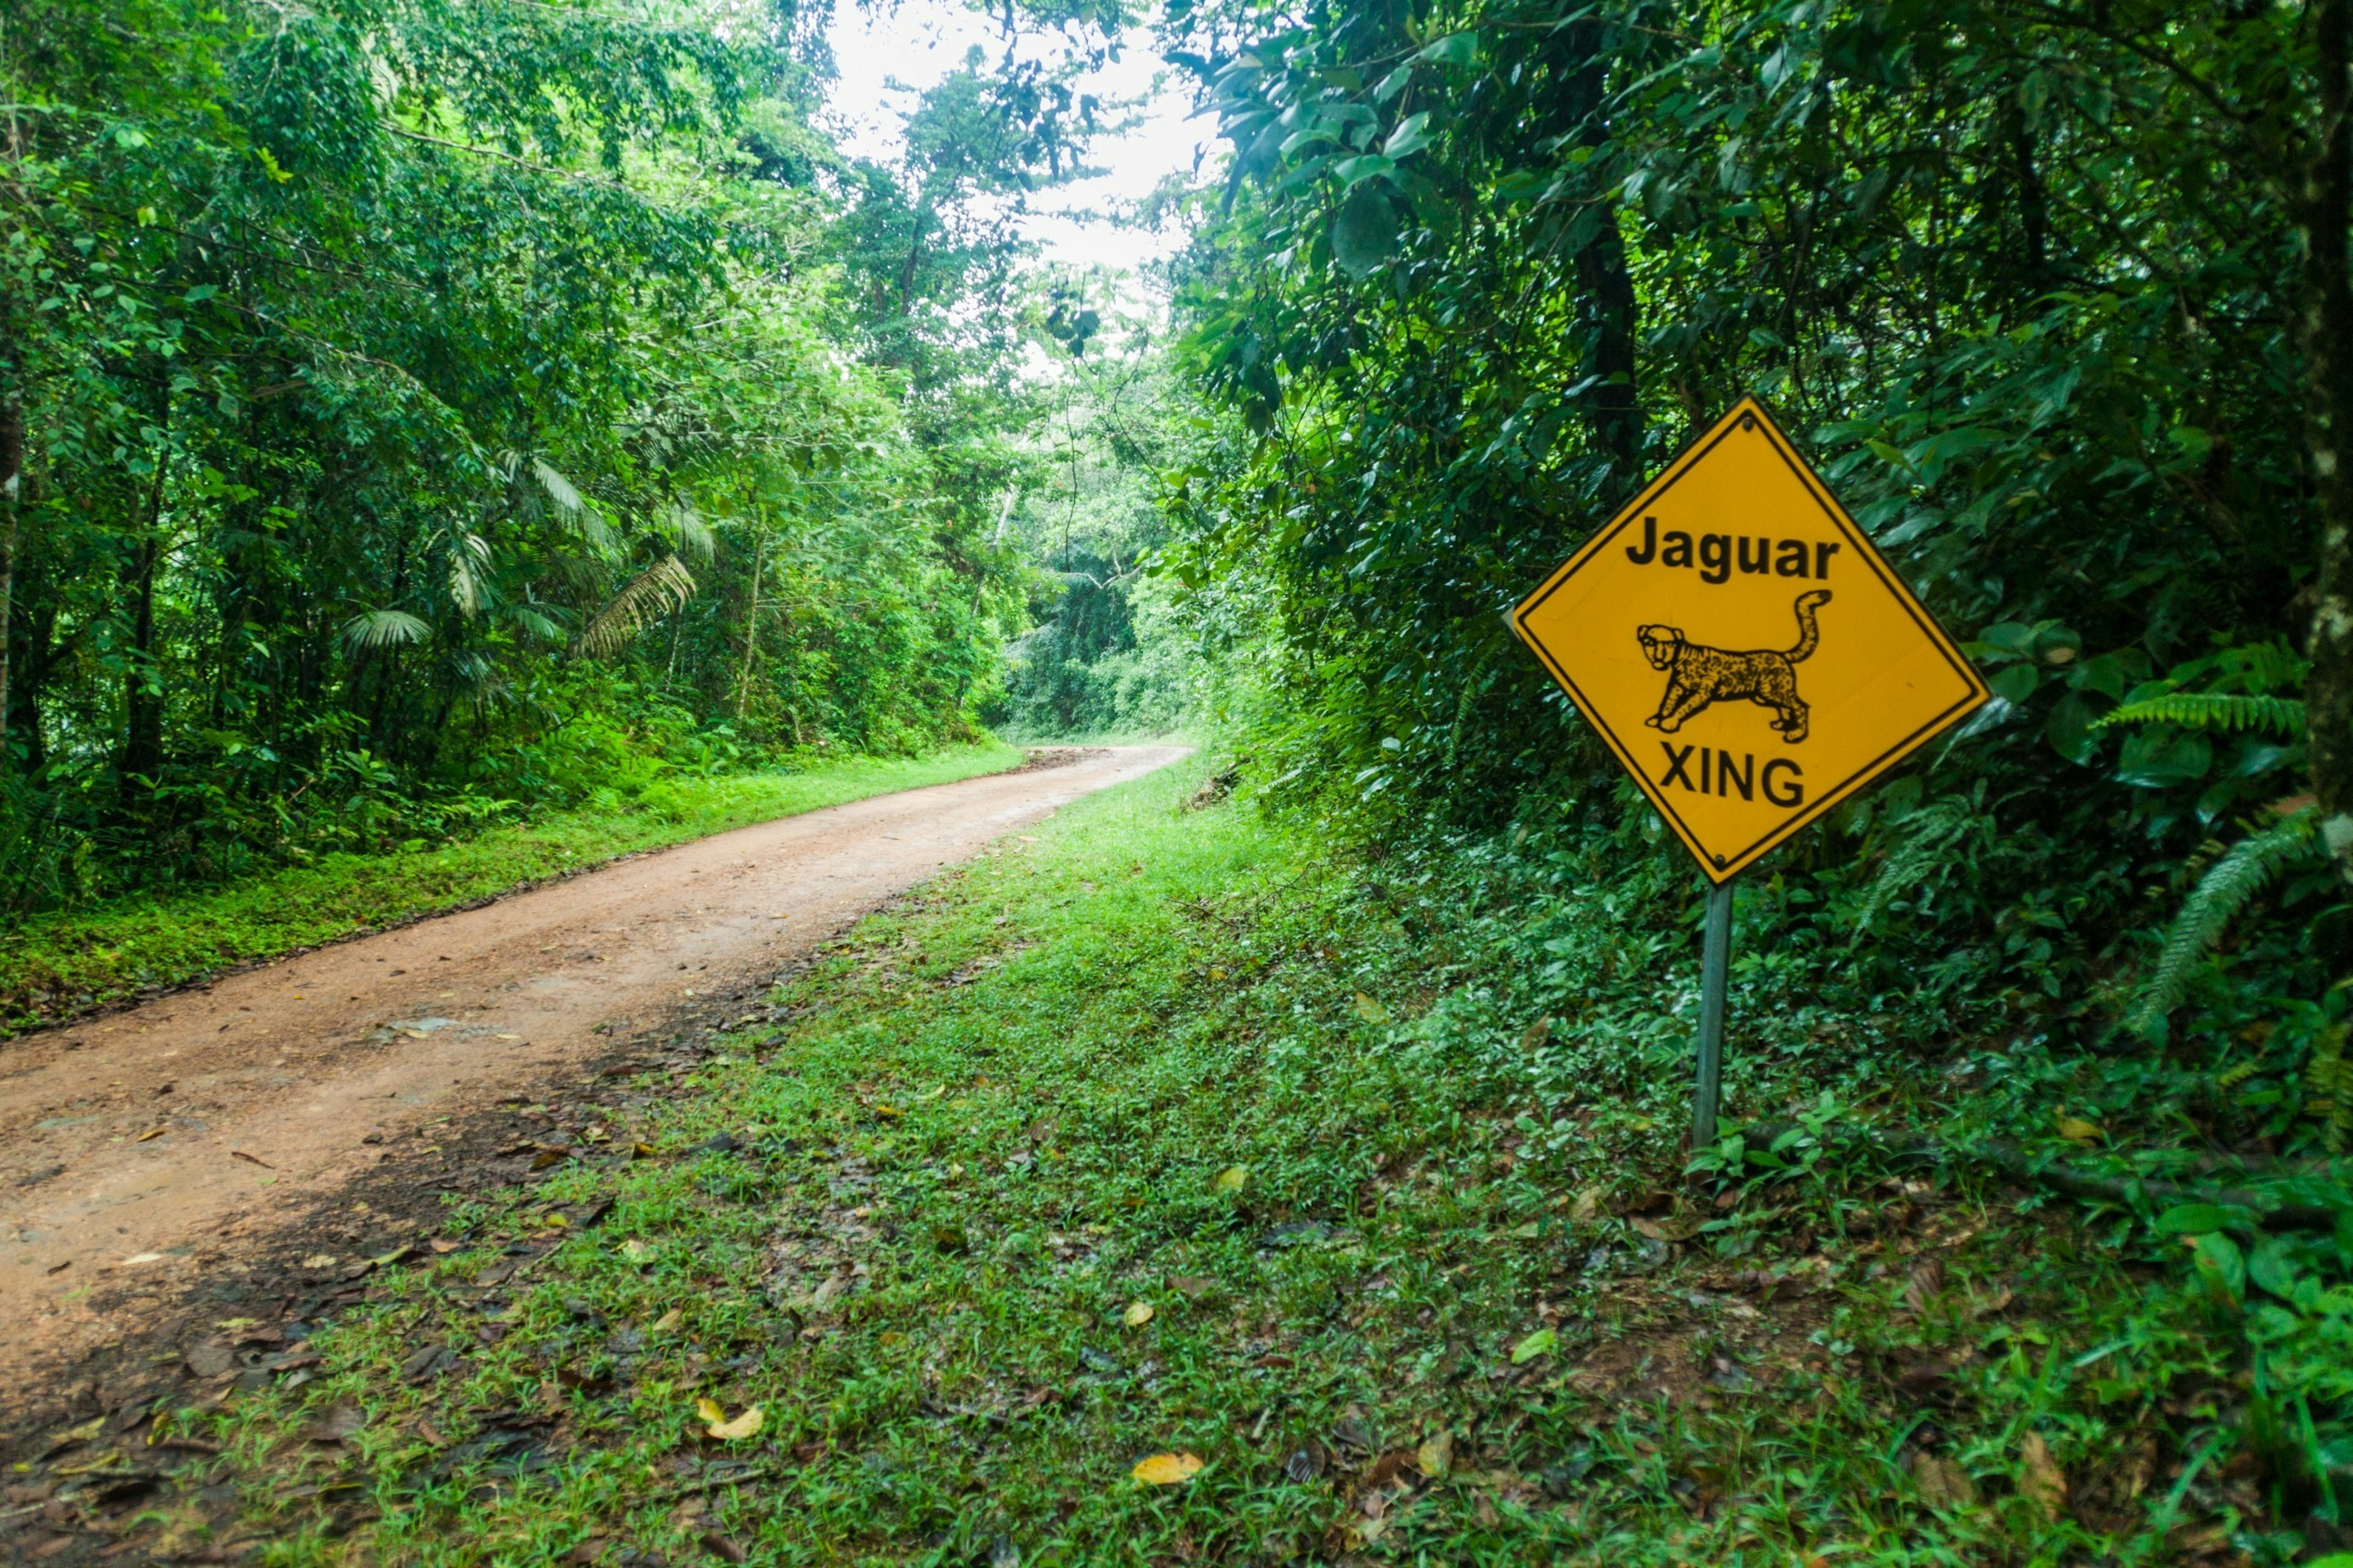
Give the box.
[821,1,1211,279]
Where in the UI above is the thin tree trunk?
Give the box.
[735,532,765,720]
[0,380,20,770]
[2305,0,2353,881]
[1552,23,1643,485]
[120,528,164,790]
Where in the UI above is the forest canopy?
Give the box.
[12,0,2353,1551]
[0,0,1127,906]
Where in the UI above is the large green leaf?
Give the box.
[1332,184,1400,280]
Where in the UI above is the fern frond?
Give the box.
[2308,1025,2352,1154]
[340,608,432,653]
[1855,796,1992,927]
[2126,810,2320,1029]
[2094,692,2305,735]
[570,554,695,659]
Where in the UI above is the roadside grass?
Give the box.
[172,759,2273,1566]
[0,741,1021,1034]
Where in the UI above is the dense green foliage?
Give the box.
[0,0,1119,911]
[18,0,2353,1551]
[988,276,1203,737]
[1124,0,2353,1543]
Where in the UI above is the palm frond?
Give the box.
[447,531,493,617]
[655,500,716,564]
[570,554,696,659]
[2126,808,2321,1029]
[2094,692,2305,736]
[340,608,433,654]
[532,457,584,514]
[501,604,568,645]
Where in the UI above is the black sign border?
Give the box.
[1511,397,1991,884]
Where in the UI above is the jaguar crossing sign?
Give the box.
[1512,398,1989,885]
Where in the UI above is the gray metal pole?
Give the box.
[1692,877,1733,1148]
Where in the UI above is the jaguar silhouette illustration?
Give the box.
[1637,589,1832,744]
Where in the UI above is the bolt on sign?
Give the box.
[1513,398,1990,884]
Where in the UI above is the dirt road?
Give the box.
[0,745,1187,1399]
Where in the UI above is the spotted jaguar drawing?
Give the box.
[1637,589,1833,743]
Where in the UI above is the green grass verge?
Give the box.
[173,759,2275,1566]
[0,740,1021,1034]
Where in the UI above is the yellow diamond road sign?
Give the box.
[1513,398,1989,884]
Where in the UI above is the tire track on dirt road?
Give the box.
[0,744,1189,1404]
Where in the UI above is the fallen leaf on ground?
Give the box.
[303,1403,365,1442]
[1123,1301,1155,1328]
[1415,1431,1453,1479]
[699,1399,763,1441]
[2018,1431,2067,1520]
[1910,1450,1976,1509]
[1214,1165,1248,1194]
[43,1417,105,1453]
[1510,1328,1557,1365]
[1132,1452,1203,1485]
[184,1344,235,1378]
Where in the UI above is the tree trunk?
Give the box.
[2305,0,2353,881]
[0,381,20,771]
[15,589,55,775]
[120,510,164,792]
[1550,22,1643,486]
[735,532,765,720]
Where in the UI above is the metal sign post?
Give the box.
[1504,397,1991,1146]
[1692,878,1733,1148]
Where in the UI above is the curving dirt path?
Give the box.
[0,744,1188,1401]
